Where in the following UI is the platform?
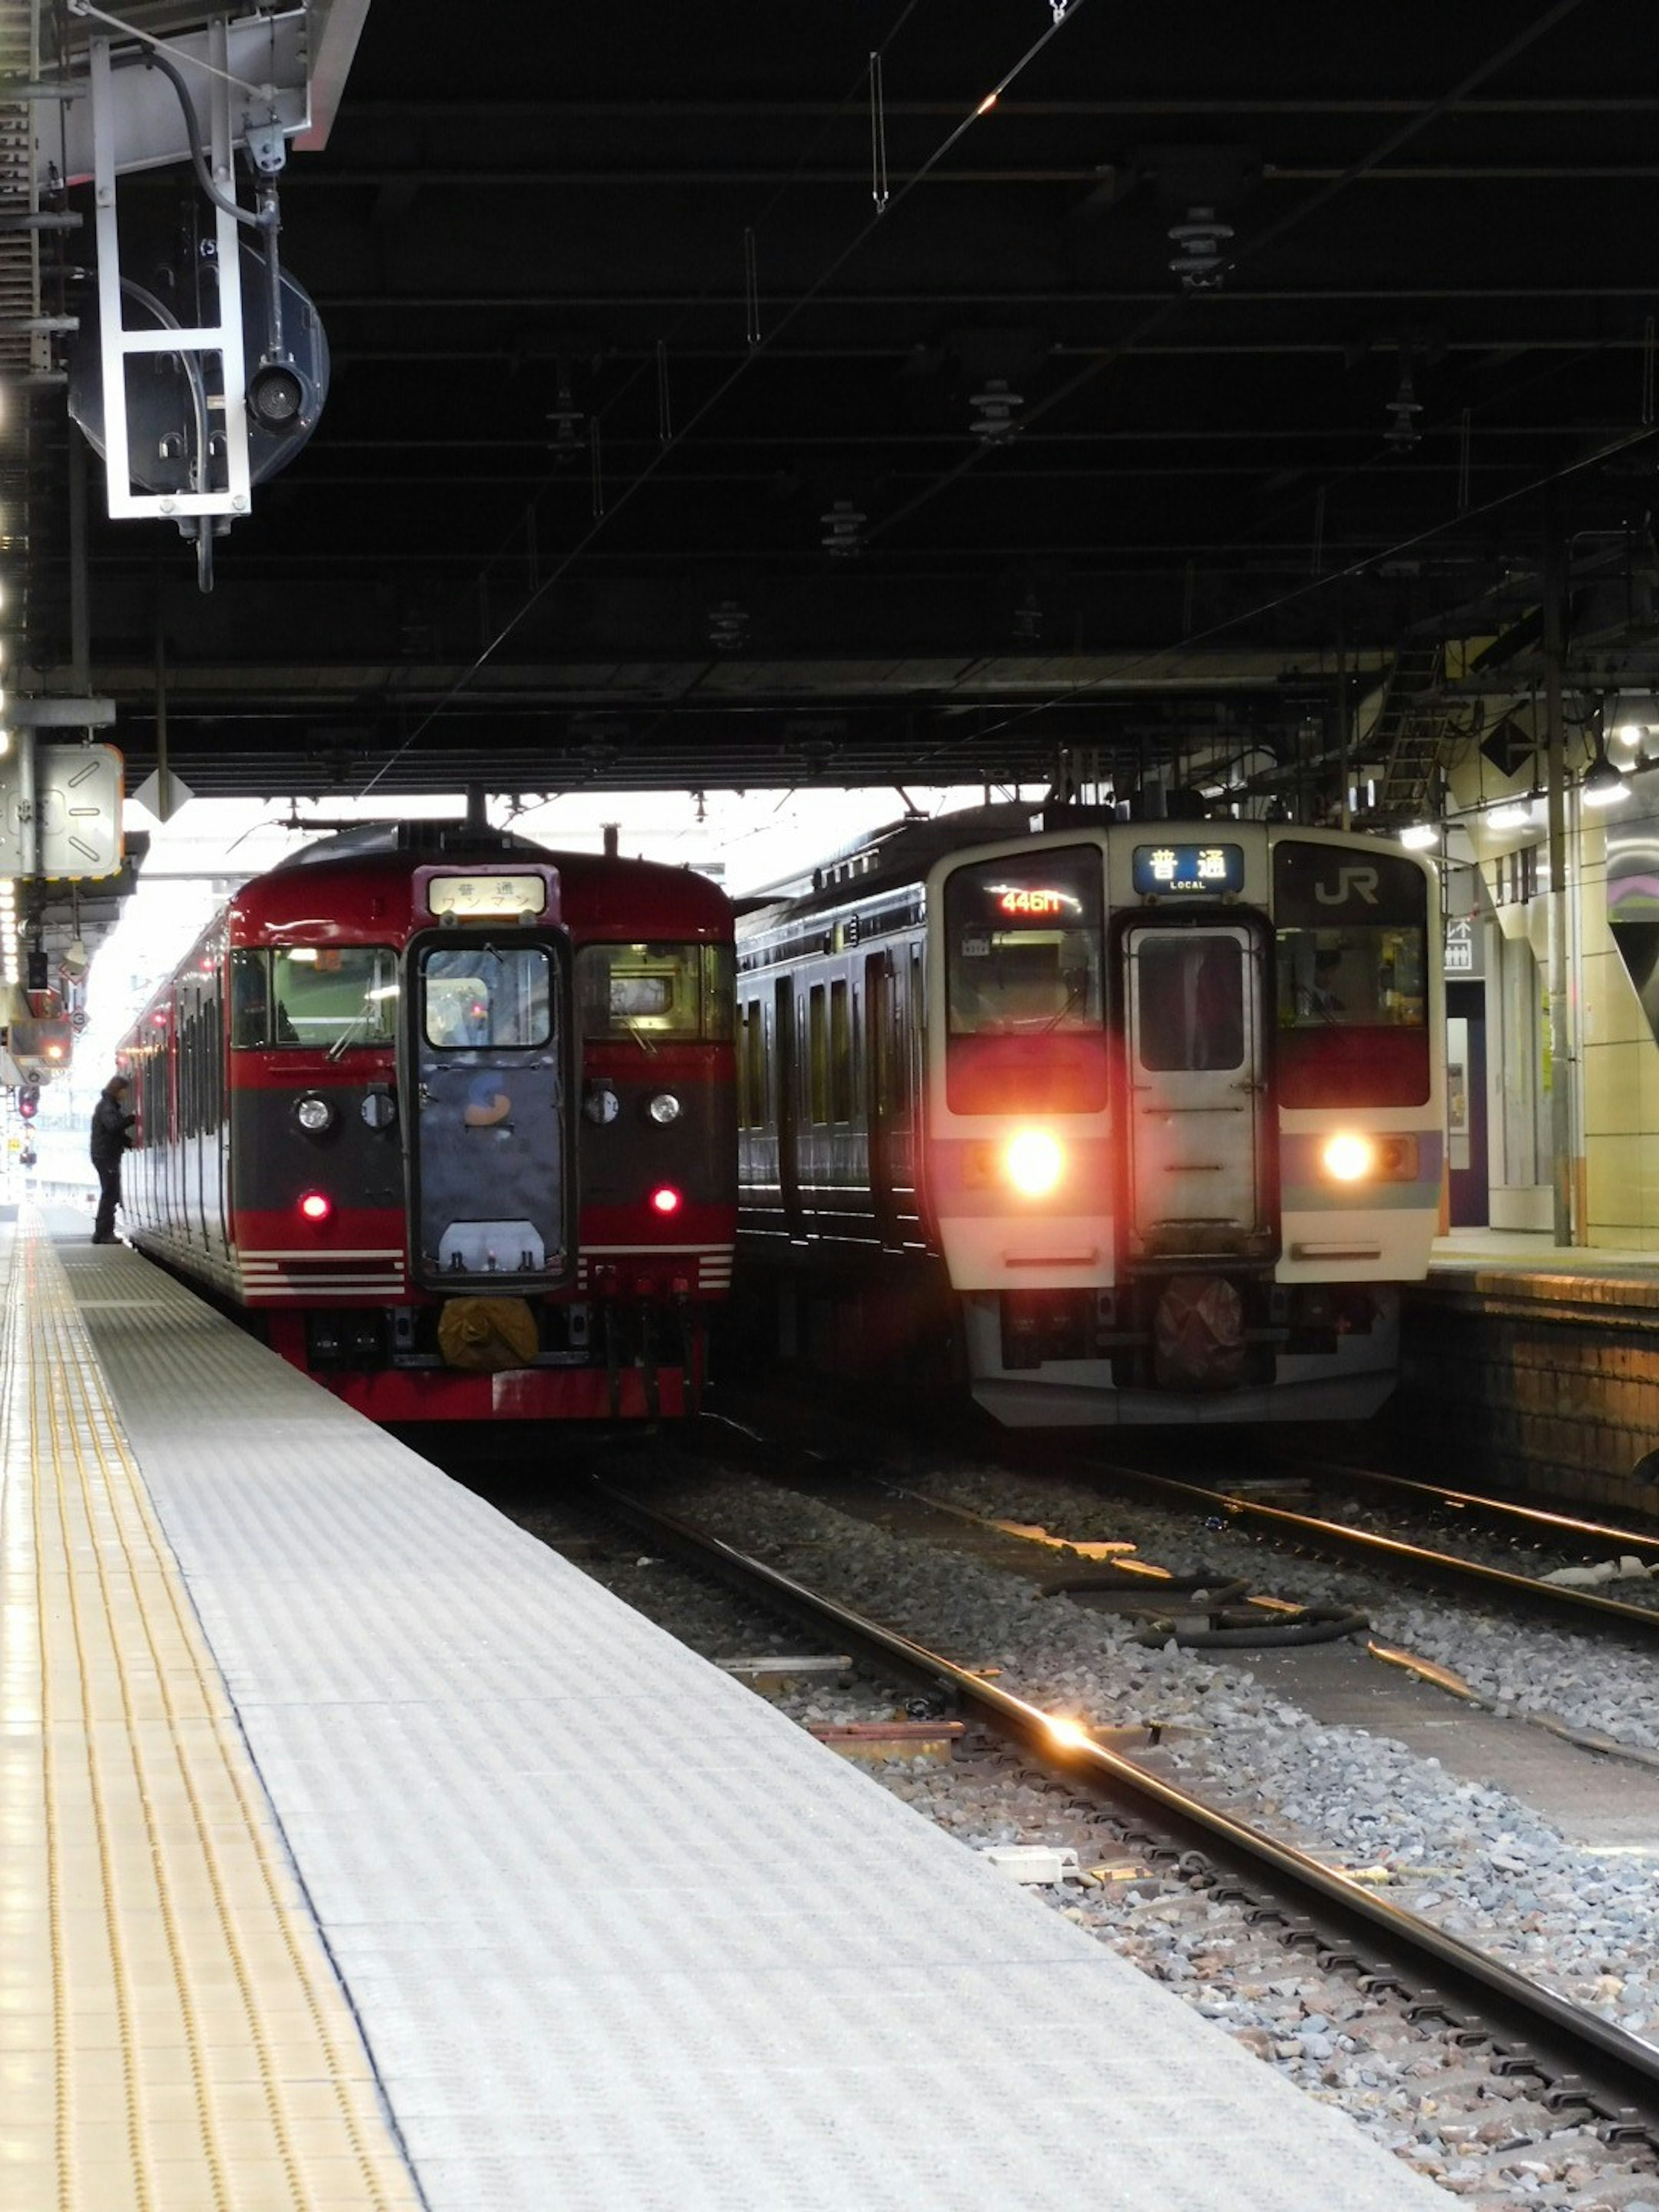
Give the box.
[2,1209,1447,2210]
[1432,1225,1659,1283]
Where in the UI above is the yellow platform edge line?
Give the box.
[1,1215,420,2212]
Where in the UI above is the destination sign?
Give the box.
[1131,843,1244,896]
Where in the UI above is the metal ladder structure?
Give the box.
[1369,640,1448,821]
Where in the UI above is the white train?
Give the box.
[735,805,1443,1424]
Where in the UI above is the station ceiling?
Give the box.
[10,0,1659,820]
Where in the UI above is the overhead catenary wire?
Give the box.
[353,0,1080,797]
[355,0,1602,803]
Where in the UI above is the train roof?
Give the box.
[233,820,732,939]
[736,802,1092,928]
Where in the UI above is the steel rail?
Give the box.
[1259,1447,1659,1566]
[1077,1452,1659,1638]
[586,1471,1659,2132]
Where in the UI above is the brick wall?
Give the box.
[1390,1275,1659,1509]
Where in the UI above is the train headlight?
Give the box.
[1004,1128,1065,1198]
[298,1190,333,1223]
[295,1094,334,1134]
[647,1091,682,1125]
[1321,1132,1377,1183]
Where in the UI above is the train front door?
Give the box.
[406,935,568,1288]
[1123,923,1269,1260]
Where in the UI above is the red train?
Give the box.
[118,821,736,1420]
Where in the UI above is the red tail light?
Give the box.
[649,1185,682,1217]
[298,1190,332,1223]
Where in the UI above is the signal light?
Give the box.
[649,1184,682,1216]
[248,356,316,434]
[298,1190,332,1223]
[16,1084,38,1121]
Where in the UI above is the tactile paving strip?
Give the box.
[53,1219,1449,2211]
[0,1224,419,2212]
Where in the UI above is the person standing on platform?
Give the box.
[89,1073,135,1244]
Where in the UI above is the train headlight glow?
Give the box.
[295,1094,334,1134]
[298,1190,333,1223]
[1004,1128,1065,1198]
[647,1091,682,1125]
[1321,1132,1376,1183]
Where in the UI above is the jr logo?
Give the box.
[1313,866,1379,907]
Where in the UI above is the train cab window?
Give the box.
[943,846,1107,1113]
[576,942,735,1043]
[233,947,399,1051]
[944,848,1104,1037]
[422,945,551,1049]
[1272,833,1432,1107]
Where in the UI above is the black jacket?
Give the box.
[90,1093,134,1170]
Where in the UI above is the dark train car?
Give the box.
[736,806,1444,1425]
[119,821,735,1420]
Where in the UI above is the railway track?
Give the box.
[1253,1446,1659,1580]
[580,1465,1659,2139]
[1058,1445,1659,1641]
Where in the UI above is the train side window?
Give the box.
[742,1002,767,1127]
[183,1008,198,1136]
[702,945,735,1042]
[230,950,270,1047]
[807,983,828,1124]
[830,977,852,1122]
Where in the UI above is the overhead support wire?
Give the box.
[868,0,1598,554]
[354,0,1081,796]
[743,226,760,347]
[868,52,889,212]
[655,338,672,444]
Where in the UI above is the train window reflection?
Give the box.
[1276,928,1427,1030]
[232,946,398,1050]
[422,945,551,1049]
[576,942,735,1042]
[944,847,1104,1037]
[1135,936,1244,1071]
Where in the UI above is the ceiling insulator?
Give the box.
[1167,206,1234,291]
[546,365,585,461]
[969,378,1024,443]
[707,600,749,650]
[820,502,867,556]
[1386,367,1422,451]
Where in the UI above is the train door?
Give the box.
[404,934,569,1287]
[864,948,900,1248]
[182,973,210,1252]
[1123,923,1270,1259]
[773,976,803,1236]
